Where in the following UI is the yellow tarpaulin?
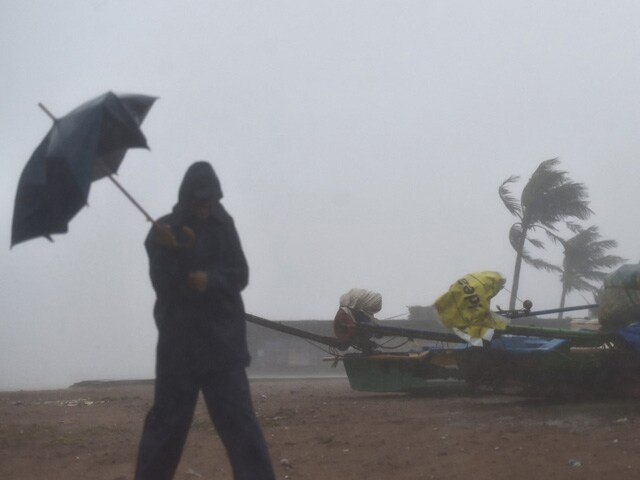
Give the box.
[434,271,509,345]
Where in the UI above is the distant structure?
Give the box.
[245,316,444,377]
[246,320,339,377]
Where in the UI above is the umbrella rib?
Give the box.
[37,101,157,227]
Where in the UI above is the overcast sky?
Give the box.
[2,0,640,390]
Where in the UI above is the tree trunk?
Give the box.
[558,282,568,320]
[509,227,528,310]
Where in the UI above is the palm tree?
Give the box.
[499,159,592,310]
[553,226,625,319]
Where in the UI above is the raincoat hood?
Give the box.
[177,161,223,204]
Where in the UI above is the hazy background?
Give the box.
[2,0,640,390]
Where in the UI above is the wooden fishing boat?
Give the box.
[247,307,640,397]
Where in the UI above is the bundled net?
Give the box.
[339,288,382,316]
[598,264,640,330]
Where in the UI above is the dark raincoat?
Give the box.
[146,162,251,375]
[136,162,274,480]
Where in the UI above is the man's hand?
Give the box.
[188,271,209,293]
[152,223,178,247]
[152,224,196,248]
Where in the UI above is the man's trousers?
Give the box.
[135,368,275,480]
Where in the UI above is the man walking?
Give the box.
[135,161,275,480]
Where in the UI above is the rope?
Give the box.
[381,312,408,320]
[499,284,526,308]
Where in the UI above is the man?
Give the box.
[135,161,275,480]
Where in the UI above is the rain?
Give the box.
[2,0,640,391]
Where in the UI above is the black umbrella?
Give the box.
[11,91,157,247]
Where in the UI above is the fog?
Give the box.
[2,0,640,390]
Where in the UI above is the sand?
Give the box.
[1,377,640,479]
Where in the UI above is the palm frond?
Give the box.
[499,176,522,217]
[563,277,598,294]
[577,270,610,282]
[565,221,583,234]
[557,225,625,296]
[542,228,564,246]
[521,158,564,208]
[592,239,618,251]
[586,254,626,270]
[519,159,593,228]
[534,183,593,226]
[527,237,545,249]
[521,253,562,273]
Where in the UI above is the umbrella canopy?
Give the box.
[11,91,157,247]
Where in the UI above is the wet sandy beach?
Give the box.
[1,377,640,479]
